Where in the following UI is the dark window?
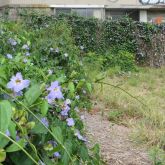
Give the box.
[56,8,71,15]
[72,8,94,17]
[55,8,94,18]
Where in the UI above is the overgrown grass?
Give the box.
[92,67,165,164]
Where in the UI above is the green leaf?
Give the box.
[62,140,72,165]
[27,41,31,45]
[51,126,63,144]
[80,146,89,162]
[9,151,34,165]
[86,83,92,93]
[31,120,48,134]
[76,80,85,90]
[0,68,7,80]
[0,78,6,88]
[68,82,75,94]
[40,100,49,116]
[8,121,16,140]
[24,84,41,106]
[0,135,9,148]
[0,100,12,133]
[6,139,25,152]
[0,149,6,163]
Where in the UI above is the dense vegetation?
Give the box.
[0,19,102,165]
[0,10,165,165]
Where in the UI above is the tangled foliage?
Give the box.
[19,11,165,68]
[0,20,102,165]
[57,14,165,67]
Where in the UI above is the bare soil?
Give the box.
[83,111,152,165]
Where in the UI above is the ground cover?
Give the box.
[91,67,165,164]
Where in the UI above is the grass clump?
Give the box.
[92,67,165,163]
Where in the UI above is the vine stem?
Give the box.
[0,87,73,163]
[0,131,39,165]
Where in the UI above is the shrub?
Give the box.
[0,20,102,164]
[104,49,137,72]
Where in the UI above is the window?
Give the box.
[56,8,71,15]
[55,8,94,18]
[72,8,94,17]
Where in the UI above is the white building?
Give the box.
[0,0,165,22]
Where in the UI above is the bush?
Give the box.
[104,49,137,72]
[0,20,102,164]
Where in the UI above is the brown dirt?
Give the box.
[83,111,152,165]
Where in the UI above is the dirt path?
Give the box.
[83,111,152,165]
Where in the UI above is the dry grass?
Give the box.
[92,67,165,163]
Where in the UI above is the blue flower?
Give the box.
[22,44,30,50]
[25,52,30,56]
[7,72,30,93]
[53,152,61,158]
[8,38,17,46]
[60,100,71,116]
[48,140,57,147]
[66,118,75,127]
[75,130,87,142]
[5,129,10,137]
[41,117,49,127]
[46,81,63,104]
[16,135,20,141]
[6,54,13,59]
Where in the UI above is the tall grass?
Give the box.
[92,67,165,163]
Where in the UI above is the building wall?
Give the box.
[8,0,141,7]
[0,0,9,7]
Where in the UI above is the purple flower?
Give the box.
[66,118,75,127]
[53,152,61,158]
[13,91,23,97]
[6,54,13,59]
[60,101,71,116]
[16,135,20,141]
[7,72,30,93]
[41,117,49,127]
[46,81,63,103]
[8,38,17,46]
[48,140,57,147]
[6,129,10,136]
[62,104,70,111]
[22,44,29,50]
[75,130,87,142]
[60,109,69,116]
[45,94,55,104]
[25,52,30,56]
